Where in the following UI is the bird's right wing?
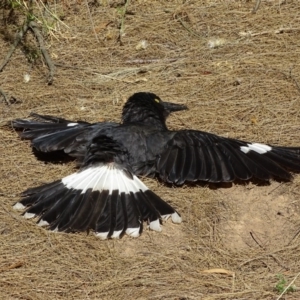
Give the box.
[12,113,118,159]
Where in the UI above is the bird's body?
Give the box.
[12,92,300,239]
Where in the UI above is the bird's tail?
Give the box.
[13,165,181,239]
[13,136,181,239]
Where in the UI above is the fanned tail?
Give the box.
[13,135,181,239]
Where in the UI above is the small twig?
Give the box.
[176,17,202,38]
[0,22,29,72]
[174,14,202,38]
[292,77,300,92]
[268,254,289,271]
[239,247,293,269]
[275,28,300,34]
[250,231,264,248]
[287,68,300,93]
[289,227,300,244]
[125,58,179,64]
[84,0,99,42]
[239,28,300,38]
[118,0,130,45]
[0,261,24,273]
[252,0,261,14]
[93,73,135,84]
[275,272,300,300]
[1,1,57,84]
[29,21,55,84]
[35,0,69,30]
[267,182,283,195]
[0,87,10,105]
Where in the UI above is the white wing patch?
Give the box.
[240,143,272,154]
[62,164,148,194]
[67,123,79,127]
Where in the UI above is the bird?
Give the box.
[12,92,300,239]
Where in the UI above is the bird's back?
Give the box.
[107,123,176,177]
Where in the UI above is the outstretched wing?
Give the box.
[12,113,118,159]
[14,135,181,239]
[155,130,300,185]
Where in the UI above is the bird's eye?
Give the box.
[154,98,160,103]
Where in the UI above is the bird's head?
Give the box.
[122,92,187,128]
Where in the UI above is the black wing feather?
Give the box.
[220,142,252,180]
[13,114,119,159]
[156,130,300,184]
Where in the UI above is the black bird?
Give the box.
[12,92,300,239]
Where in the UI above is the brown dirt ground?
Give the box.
[1,0,300,299]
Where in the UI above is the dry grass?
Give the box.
[1,0,300,299]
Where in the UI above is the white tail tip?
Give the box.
[171,212,182,224]
[126,227,140,238]
[24,212,35,219]
[13,202,25,210]
[149,219,162,232]
[111,230,122,239]
[95,232,109,240]
[37,219,49,227]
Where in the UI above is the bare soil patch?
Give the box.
[1,0,300,299]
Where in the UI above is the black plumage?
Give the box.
[12,92,300,239]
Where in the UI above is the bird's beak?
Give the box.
[162,101,188,113]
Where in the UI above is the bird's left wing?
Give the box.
[155,130,300,185]
[14,135,181,239]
